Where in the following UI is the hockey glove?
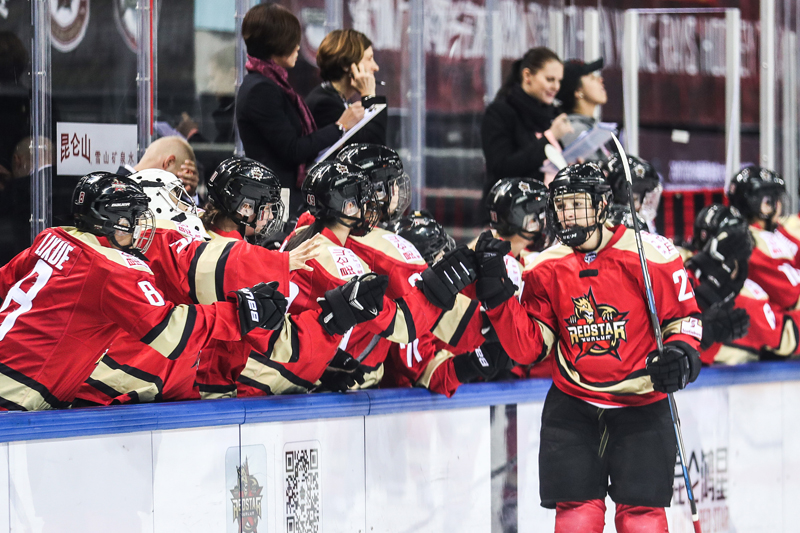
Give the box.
[229,281,287,335]
[473,231,518,309]
[686,251,747,310]
[646,340,702,393]
[452,339,512,383]
[416,246,477,310]
[317,349,367,392]
[700,305,750,350]
[318,273,389,336]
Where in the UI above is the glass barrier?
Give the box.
[0,3,34,262]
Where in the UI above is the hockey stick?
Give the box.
[610,134,702,533]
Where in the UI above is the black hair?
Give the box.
[496,47,561,100]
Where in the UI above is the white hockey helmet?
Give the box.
[128,168,209,240]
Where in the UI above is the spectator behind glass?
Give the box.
[480,47,573,198]
[555,58,608,161]
[306,29,387,147]
[118,136,201,202]
[236,3,363,217]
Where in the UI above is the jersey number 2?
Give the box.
[672,269,694,302]
[0,260,54,340]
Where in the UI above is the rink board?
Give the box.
[0,362,798,533]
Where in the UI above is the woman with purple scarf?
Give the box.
[236,3,363,217]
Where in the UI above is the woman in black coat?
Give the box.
[236,4,363,215]
[306,29,387,147]
[481,47,573,195]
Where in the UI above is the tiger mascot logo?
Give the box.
[565,288,629,361]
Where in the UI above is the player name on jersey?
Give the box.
[34,233,78,273]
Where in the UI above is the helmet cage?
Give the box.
[226,178,284,238]
[367,167,412,223]
[80,187,156,254]
[547,186,610,248]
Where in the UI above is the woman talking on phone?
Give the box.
[236,4,364,216]
[306,29,388,147]
[480,47,573,196]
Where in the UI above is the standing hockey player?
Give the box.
[0,173,282,410]
[476,163,702,532]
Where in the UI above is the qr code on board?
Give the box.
[284,445,321,533]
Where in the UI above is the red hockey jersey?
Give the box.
[748,225,800,310]
[486,225,702,407]
[0,227,242,410]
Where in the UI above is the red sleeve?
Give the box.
[649,257,702,350]
[485,266,551,366]
[383,335,463,397]
[99,269,242,360]
[748,249,800,310]
[225,241,290,295]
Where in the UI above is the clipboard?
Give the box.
[314,103,387,162]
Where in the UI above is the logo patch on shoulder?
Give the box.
[744,279,768,300]
[327,246,365,279]
[760,230,799,259]
[117,250,152,272]
[382,234,424,263]
[641,232,677,259]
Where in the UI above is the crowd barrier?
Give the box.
[0,361,799,533]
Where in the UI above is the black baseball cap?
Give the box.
[556,57,604,113]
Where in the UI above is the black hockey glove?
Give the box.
[317,273,389,336]
[686,251,747,310]
[700,305,750,350]
[228,281,287,335]
[646,340,702,394]
[416,246,477,310]
[473,231,518,309]
[452,339,512,383]
[317,349,367,392]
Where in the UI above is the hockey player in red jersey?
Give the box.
[380,211,511,396]
[257,161,475,394]
[686,204,800,363]
[477,163,702,532]
[604,154,662,233]
[727,166,800,310]
[338,144,489,356]
[0,173,284,410]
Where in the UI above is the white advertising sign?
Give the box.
[56,122,138,175]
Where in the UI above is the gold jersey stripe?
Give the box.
[87,359,161,403]
[63,228,153,273]
[556,344,654,395]
[0,372,56,411]
[143,305,195,360]
[417,349,455,389]
[191,238,232,305]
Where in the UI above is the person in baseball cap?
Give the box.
[556,58,608,159]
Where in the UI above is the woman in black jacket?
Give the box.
[481,47,573,195]
[306,29,387,147]
[236,4,363,216]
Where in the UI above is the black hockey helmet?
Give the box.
[390,210,455,265]
[336,143,411,223]
[486,178,548,240]
[547,162,611,248]
[605,154,662,221]
[207,157,284,238]
[72,172,156,253]
[606,203,647,230]
[302,160,379,237]
[727,166,786,230]
[691,204,748,251]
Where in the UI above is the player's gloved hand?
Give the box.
[646,340,702,393]
[228,281,288,335]
[686,251,747,310]
[416,246,477,310]
[700,305,750,350]
[318,349,367,392]
[473,230,518,309]
[452,339,512,383]
[317,273,389,336]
